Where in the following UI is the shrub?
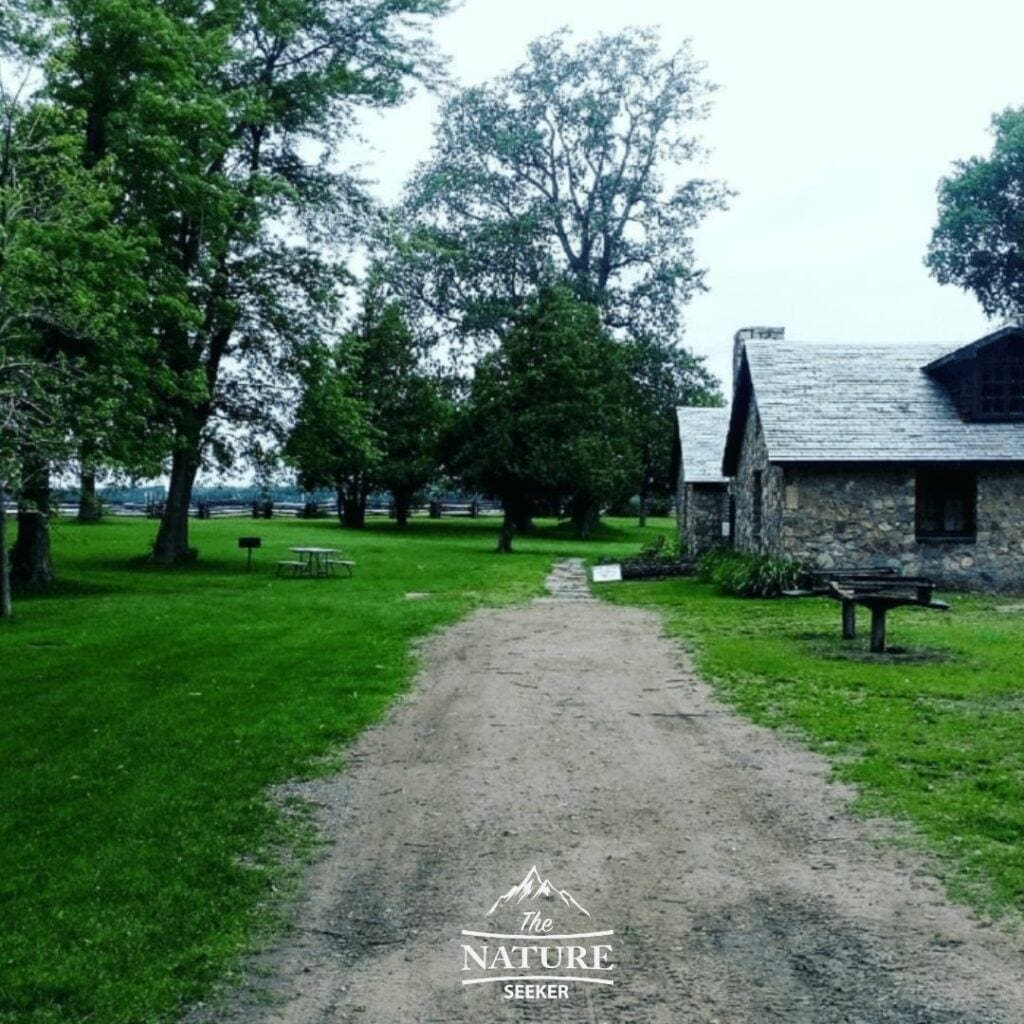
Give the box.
[695,547,805,598]
[627,532,685,566]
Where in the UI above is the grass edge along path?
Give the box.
[600,577,1024,925]
[0,515,671,1024]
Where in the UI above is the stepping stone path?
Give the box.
[542,557,594,601]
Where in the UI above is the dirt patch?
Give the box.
[188,563,1024,1023]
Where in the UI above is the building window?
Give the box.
[915,469,977,542]
[974,362,1024,419]
[751,470,763,547]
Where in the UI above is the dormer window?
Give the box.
[975,361,1024,420]
[924,325,1024,422]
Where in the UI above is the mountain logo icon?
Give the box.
[486,866,591,918]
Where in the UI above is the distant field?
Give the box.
[0,514,671,1024]
[602,577,1024,919]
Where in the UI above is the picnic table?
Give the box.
[784,568,948,652]
[784,566,898,638]
[277,546,354,579]
[825,577,948,653]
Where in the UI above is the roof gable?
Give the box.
[923,324,1024,374]
[675,406,730,483]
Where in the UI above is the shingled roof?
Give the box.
[723,339,1024,473]
[676,406,731,483]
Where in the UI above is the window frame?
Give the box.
[971,360,1024,421]
[914,467,978,544]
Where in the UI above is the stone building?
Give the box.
[673,406,732,557]
[721,324,1024,591]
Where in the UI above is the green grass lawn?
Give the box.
[601,577,1024,919]
[0,513,669,1024]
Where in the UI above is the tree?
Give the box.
[286,339,377,527]
[286,295,450,527]
[402,27,729,345]
[927,108,1024,317]
[0,355,65,618]
[29,0,451,563]
[0,79,145,591]
[624,335,722,525]
[354,302,452,527]
[459,285,639,551]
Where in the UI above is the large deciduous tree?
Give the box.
[459,285,639,551]
[32,0,450,563]
[402,27,729,344]
[400,27,725,509]
[0,80,145,593]
[927,108,1024,318]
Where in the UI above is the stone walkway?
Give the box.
[541,557,595,601]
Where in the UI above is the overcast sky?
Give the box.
[355,0,1023,387]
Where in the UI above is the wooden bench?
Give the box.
[276,560,307,577]
[326,559,355,578]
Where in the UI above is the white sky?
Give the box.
[355,0,1023,387]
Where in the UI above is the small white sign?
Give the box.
[591,564,622,583]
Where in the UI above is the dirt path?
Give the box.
[195,560,1024,1023]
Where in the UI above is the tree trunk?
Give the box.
[394,489,412,528]
[151,441,201,564]
[11,460,54,586]
[497,508,516,553]
[78,466,102,523]
[571,500,599,540]
[339,482,367,528]
[638,473,649,527]
[498,494,532,553]
[0,482,11,620]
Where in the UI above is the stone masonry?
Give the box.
[732,396,1024,590]
[680,482,729,558]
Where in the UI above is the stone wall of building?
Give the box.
[683,483,728,557]
[778,465,1024,591]
[733,399,785,555]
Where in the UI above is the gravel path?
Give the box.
[192,561,1024,1023]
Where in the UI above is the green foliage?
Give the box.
[696,547,805,598]
[286,293,451,524]
[623,334,722,507]
[285,339,376,496]
[401,26,730,345]
[602,578,1024,918]
[0,90,148,482]
[0,514,668,1024]
[12,0,453,561]
[459,285,640,539]
[927,107,1024,318]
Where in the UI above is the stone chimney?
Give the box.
[733,326,785,387]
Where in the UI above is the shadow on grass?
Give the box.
[10,577,118,602]
[275,516,644,556]
[806,638,953,664]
